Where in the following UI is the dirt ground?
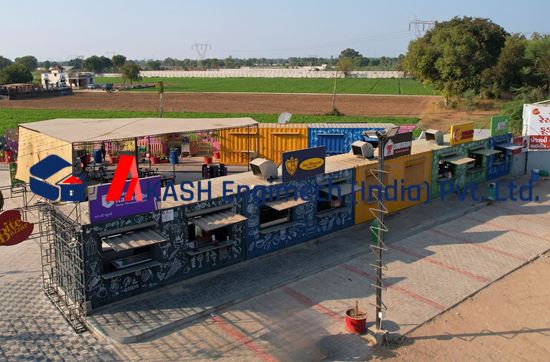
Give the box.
[419,98,500,132]
[380,252,550,361]
[0,91,437,117]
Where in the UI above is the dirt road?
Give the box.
[385,252,550,361]
[0,91,437,117]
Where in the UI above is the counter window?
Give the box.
[260,195,308,229]
[187,209,247,248]
[317,182,352,213]
[99,221,167,278]
[260,206,291,228]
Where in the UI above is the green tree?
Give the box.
[111,54,126,71]
[83,55,112,73]
[0,63,33,84]
[336,57,354,77]
[146,60,162,70]
[121,61,141,85]
[14,55,38,72]
[403,17,508,103]
[67,57,83,69]
[0,56,12,70]
[339,48,361,59]
[481,34,528,97]
[524,35,550,95]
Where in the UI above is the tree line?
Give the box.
[403,16,550,103]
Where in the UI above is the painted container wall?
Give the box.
[384,151,433,214]
[261,124,308,165]
[244,168,354,259]
[219,124,307,165]
[308,124,387,156]
[487,133,512,180]
[354,161,384,224]
[463,138,489,185]
[82,199,245,309]
[354,151,432,224]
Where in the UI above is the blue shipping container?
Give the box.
[308,123,391,155]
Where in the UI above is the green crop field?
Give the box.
[0,108,419,135]
[95,77,435,96]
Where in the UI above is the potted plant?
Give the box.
[345,301,367,334]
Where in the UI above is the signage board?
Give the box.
[512,136,529,155]
[0,210,34,246]
[88,176,161,224]
[449,122,475,146]
[381,131,413,160]
[490,116,510,137]
[523,103,550,150]
[282,146,326,182]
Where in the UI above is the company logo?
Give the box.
[299,157,324,171]
[29,155,86,202]
[532,107,540,115]
[285,156,298,176]
[106,154,143,202]
[0,210,34,246]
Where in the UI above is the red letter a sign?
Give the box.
[106,155,143,202]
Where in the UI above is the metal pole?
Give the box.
[247,125,250,171]
[375,135,385,330]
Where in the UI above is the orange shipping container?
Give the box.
[220,124,307,165]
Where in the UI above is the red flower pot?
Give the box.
[204,156,213,164]
[345,308,367,334]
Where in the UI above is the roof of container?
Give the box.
[19,117,258,143]
[258,123,309,128]
[308,123,395,129]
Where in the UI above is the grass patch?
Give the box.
[0,108,419,135]
[96,77,435,96]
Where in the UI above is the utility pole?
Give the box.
[409,19,436,38]
[192,43,212,60]
[158,81,164,118]
[331,68,338,114]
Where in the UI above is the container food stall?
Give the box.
[243,154,356,259]
[308,123,393,156]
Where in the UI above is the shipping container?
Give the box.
[243,154,355,259]
[463,137,490,186]
[352,141,432,224]
[308,123,392,156]
[219,124,307,165]
[487,133,514,180]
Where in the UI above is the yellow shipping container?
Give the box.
[354,140,433,225]
[219,124,308,165]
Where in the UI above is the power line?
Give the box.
[409,19,436,38]
[191,43,212,60]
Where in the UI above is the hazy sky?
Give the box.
[2,0,549,61]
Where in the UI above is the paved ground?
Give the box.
[0,172,549,361]
[387,251,550,361]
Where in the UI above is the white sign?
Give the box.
[161,209,174,223]
[523,103,550,150]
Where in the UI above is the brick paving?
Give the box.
[1,173,549,360]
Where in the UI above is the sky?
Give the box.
[2,0,550,61]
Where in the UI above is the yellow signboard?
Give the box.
[449,122,474,146]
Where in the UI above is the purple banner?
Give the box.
[88,176,161,224]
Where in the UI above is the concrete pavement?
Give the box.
[1,172,550,361]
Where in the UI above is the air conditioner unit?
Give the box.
[351,141,374,159]
[250,158,278,180]
[425,129,444,145]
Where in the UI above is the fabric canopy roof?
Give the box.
[19,117,258,143]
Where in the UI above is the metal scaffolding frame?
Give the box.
[39,202,87,333]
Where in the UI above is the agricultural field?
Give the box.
[0,108,419,135]
[95,76,435,95]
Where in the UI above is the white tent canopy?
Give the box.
[19,117,258,143]
[16,117,258,182]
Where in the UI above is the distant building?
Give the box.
[40,65,96,89]
[41,65,68,88]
